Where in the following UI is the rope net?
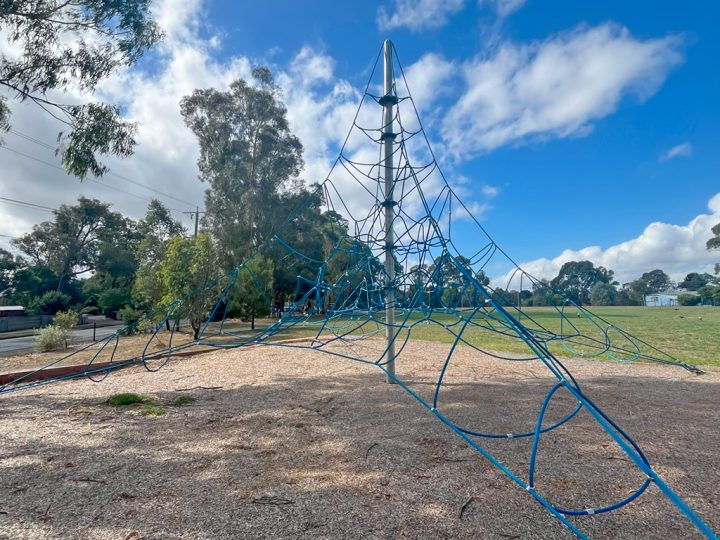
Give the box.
[1,44,715,539]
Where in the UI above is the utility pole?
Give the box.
[183,206,206,239]
[381,39,397,384]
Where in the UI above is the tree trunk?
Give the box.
[251,311,255,331]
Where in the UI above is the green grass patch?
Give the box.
[172,395,196,406]
[138,404,166,416]
[271,306,720,368]
[107,393,154,407]
[403,306,720,368]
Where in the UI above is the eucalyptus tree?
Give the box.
[0,0,163,177]
[133,199,186,310]
[11,196,135,290]
[180,67,304,269]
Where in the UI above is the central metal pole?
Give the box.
[382,40,397,384]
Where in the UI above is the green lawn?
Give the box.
[410,306,720,368]
[269,306,720,369]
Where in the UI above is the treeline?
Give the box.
[499,261,720,308]
[0,194,366,332]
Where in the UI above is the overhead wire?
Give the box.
[3,130,200,213]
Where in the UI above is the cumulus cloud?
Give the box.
[0,0,250,253]
[1,0,484,256]
[495,192,720,288]
[401,53,456,111]
[660,142,692,162]
[377,0,466,32]
[442,23,684,158]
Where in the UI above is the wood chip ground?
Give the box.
[0,339,718,539]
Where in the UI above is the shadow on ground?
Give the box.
[0,344,717,539]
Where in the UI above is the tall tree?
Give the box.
[589,281,617,306]
[708,222,720,277]
[707,222,720,251]
[11,197,135,290]
[133,200,186,310]
[0,1,163,177]
[234,257,274,330]
[180,67,304,269]
[0,248,18,299]
[7,265,59,308]
[159,233,220,339]
[638,269,672,294]
[550,260,615,305]
[679,272,714,291]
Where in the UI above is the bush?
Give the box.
[31,290,71,315]
[80,305,100,316]
[53,310,78,331]
[99,288,132,315]
[119,306,144,334]
[36,325,69,352]
[677,294,701,306]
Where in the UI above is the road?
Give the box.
[0,325,122,355]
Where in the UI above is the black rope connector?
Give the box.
[380,131,398,141]
[380,199,397,208]
[378,94,399,106]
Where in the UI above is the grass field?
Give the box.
[392,306,719,368]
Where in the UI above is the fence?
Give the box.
[0,315,53,333]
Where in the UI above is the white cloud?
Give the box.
[481,185,499,198]
[494,192,720,288]
[660,141,692,162]
[479,0,526,18]
[377,0,466,32]
[1,2,485,255]
[0,3,366,245]
[442,23,684,158]
[401,53,456,111]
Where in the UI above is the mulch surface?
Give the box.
[0,339,717,539]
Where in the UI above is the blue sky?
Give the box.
[1,0,719,283]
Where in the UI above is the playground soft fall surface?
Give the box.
[0,338,718,539]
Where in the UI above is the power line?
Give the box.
[0,196,55,212]
[0,145,195,217]
[4,130,201,210]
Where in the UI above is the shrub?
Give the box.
[119,306,144,334]
[99,288,132,315]
[80,305,100,315]
[107,393,152,406]
[31,291,71,315]
[36,325,69,352]
[53,310,78,331]
[677,294,701,306]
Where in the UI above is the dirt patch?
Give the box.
[0,339,717,539]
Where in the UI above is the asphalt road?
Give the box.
[0,325,122,355]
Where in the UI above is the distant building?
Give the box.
[644,288,696,307]
[0,306,27,317]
